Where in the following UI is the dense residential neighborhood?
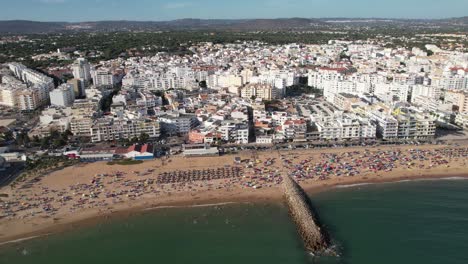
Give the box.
[1,37,468,170]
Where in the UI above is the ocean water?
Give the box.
[1,179,468,264]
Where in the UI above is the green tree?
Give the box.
[139,133,150,144]
[40,137,50,149]
[0,130,14,143]
[199,80,207,88]
[15,132,31,146]
[130,136,139,144]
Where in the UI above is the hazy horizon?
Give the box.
[1,0,467,22]
[1,16,467,23]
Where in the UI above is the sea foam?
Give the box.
[0,234,50,246]
[335,177,468,189]
[143,202,240,211]
[335,183,374,188]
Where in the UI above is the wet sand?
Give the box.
[1,143,467,244]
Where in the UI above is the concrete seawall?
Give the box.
[282,175,330,254]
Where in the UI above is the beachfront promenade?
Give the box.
[282,174,330,254]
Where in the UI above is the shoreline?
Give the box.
[334,176,468,188]
[1,143,468,245]
[1,172,467,246]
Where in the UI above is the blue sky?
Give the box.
[1,0,467,22]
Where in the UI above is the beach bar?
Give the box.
[182,144,219,157]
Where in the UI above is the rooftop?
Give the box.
[0,119,15,127]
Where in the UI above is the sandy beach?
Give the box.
[1,143,468,244]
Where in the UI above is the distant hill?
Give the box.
[0,18,327,33]
[227,18,326,30]
[0,20,65,33]
[441,16,468,24]
[0,17,466,34]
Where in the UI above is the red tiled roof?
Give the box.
[450,67,468,72]
[126,144,153,154]
[128,145,136,152]
[141,144,148,154]
[319,67,348,72]
[115,147,128,154]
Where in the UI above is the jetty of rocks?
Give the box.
[282,174,330,254]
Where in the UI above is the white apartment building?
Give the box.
[136,92,162,108]
[249,70,299,94]
[455,113,468,128]
[29,107,72,138]
[92,69,116,88]
[282,119,307,142]
[207,73,244,89]
[70,117,93,137]
[72,99,99,117]
[411,85,441,102]
[67,78,86,98]
[369,109,436,140]
[123,68,199,91]
[240,83,278,100]
[17,89,43,111]
[0,84,22,107]
[433,75,467,90]
[368,110,399,140]
[374,83,410,103]
[72,58,92,81]
[159,115,198,136]
[308,69,345,89]
[395,113,436,139]
[315,115,376,140]
[90,118,160,143]
[6,63,54,109]
[411,96,442,112]
[8,63,54,91]
[50,84,75,107]
[445,90,468,113]
[333,93,362,111]
[69,99,98,137]
[0,84,45,111]
[219,121,249,144]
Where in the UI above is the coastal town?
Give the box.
[1,32,468,243]
[1,39,468,161]
[2,0,468,260]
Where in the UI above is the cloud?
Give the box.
[164,2,193,9]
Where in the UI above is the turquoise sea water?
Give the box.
[1,179,468,264]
